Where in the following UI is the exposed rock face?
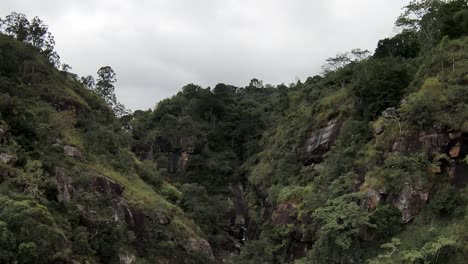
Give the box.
[449,163,468,187]
[0,166,11,183]
[391,184,428,223]
[185,238,215,262]
[219,184,248,257]
[64,145,83,159]
[168,150,191,173]
[168,151,181,173]
[362,188,385,211]
[382,107,397,118]
[91,176,148,252]
[226,184,248,237]
[298,119,342,165]
[230,184,249,226]
[92,176,124,196]
[165,136,201,173]
[55,167,73,202]
[271,201,316,260]
[119,252,136,264]
[390,133,450,155]
[0,128,5,143]
[272,202,297,225]
[419,133,450,155]
[391,136,421,153]
[177,135,198,154]
[447,136,468,187]
[0,152,16,165]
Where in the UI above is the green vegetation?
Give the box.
[0,1,467,263]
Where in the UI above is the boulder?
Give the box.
[119,253,136,264]
[449,143,461,158]
[55,167,73,202]
[427,164,442,174]
[298,119,342,165]
[391,136,421,153]
[391,184,428,223]
[185,238,215,262]
[64,145,83,159]
[373,123,385,135]
[382,107,397,118]
[0,152,17,165]
[362,188,383,211]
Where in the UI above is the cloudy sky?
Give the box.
[2,0,409,110]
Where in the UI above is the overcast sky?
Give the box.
[2,0,409,110]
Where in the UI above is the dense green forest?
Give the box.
[0,0,468,263]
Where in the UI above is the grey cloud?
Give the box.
[1,0,409,110]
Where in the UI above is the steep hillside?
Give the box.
[0,1,468,264]
[129,1,468,263]
[0,33,216,263]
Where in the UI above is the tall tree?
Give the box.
[95,66,117,106]
[2,12,30,42]
[80,75,95,90]
[94,66,130,117]
[28,16,48,49]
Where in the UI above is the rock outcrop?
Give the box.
[0,128,5,144]
[391,132,450,155]
[225,184,248,244]
[271,201,316,260]
[91,175,148,253]
[119,252,136,264]
[390,184,428,223]
[168,149,191,173]
[0,152,16,165]
[447,134,468,187]
[156,135,201,174]
[64,145,84,159]
[272,202,298,225]
[185,238,216,262]
[419,133,450,155]
[92,176,124,196]
[362,188,385,211]
[55,167,73,202]
[298,119,342,165]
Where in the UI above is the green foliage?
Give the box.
[308,193,373,263]
[1,12,59,66]
[374,30,420,58]
[366,153,430,195]
[401,78,447,128]
[368,236,457,264]
[231,224,293,264]
[0,196,68,263]
[180,183,231,246]
[429,185,459,215]
[135,160,163,188]
[354,57,413,120]
[1,2,468,262]
[369,205,402,240]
